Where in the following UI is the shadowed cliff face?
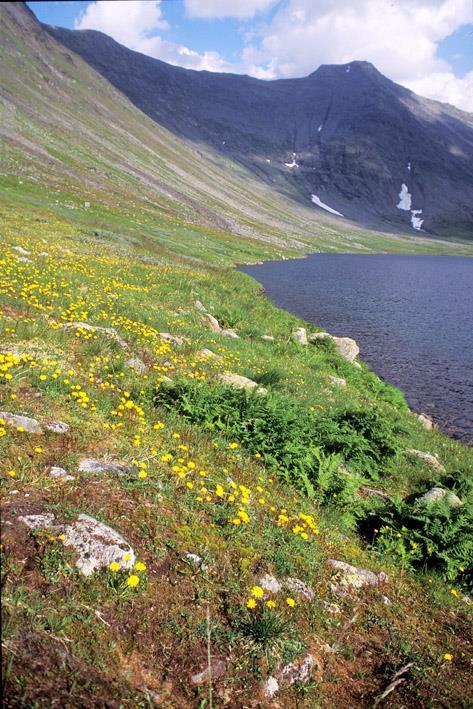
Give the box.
[46,25,473,238]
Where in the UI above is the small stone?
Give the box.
[218,372,267,395]
[197,348,218,359]
[63,322,128,349]
[44,421,69,434]
[382,595,392,606]
[78,459,132,475]
[12,245,30,255]
[405,449,446,472]
[191,659,226,685]
[126,357,147,374]
[417,487,462,507]
[278,653,314,687]
[359,485,392,501]
[221,329,239,339]
[50,466,75,481]
[185,552,206,570]
[0,411,42,434]
[284,577,315,601]
[328,375,346,387]
[416,413,434,430]
[159,332,187,345]
[261,335,275,341]
[292,327,308,345]
[194,300,208,313]
[205,314,221,332]
[263,676,279,698]
[258,573,282,594]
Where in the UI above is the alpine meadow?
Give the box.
[1,2,472,707]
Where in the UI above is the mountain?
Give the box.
[46,24,473,238]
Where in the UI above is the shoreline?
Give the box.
[236,254,472,447]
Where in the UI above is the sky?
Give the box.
[27,0,473,111]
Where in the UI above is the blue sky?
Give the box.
[27,1,473,110]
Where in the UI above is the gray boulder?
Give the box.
[405,449,446,473]
[292,327,308,345]
[417,487,462,507]
[78,459,132,475]
[218,372,267,395]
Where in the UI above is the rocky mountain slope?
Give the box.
[47,24,473,239]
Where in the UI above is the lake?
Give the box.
[240,254,473,444]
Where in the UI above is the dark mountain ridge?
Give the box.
[45,24,473,238]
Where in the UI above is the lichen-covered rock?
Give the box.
[44,421,69,433]
[19,513,55,529]
[405,449,446,472]
[62,514,135,576]
[50,466,75,481]
[78,459,132,475]
[0,411,42,433]
[284,577,315,601]
[264,653,314,697]
[19,513,135,576]
[328,559,388,593]
[218,372,267,395]
[292,327,308,345]
[258,573,283,594]
[417,487,462,507]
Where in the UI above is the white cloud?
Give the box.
[241,0,473,111]
[75,1,168,46]
[185,0,279,20]
[74,0,233,72]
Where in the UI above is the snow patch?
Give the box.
[411,210,424,230]
[407,162,411,171]
[318,124,323,132]
[346,65,351,73]
[311,194,344,217]
[285,152,299,168]
[397,183,412,210]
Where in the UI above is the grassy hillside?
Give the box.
[1,4,472,708]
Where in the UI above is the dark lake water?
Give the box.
[240,254,473,444]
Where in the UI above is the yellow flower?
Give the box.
[450,589,459,597]
[229,442,238,449]
[251,586,264,599]
[123,553,132,561]
[247,598,257,609]
[109,562,121,572]
[7,470,16,477]
[138,470,147,479]
[134,562,146,572]
[443,653,453,661]
[126,574,140,587]
[285,597,296,608]
[266,600,276,609]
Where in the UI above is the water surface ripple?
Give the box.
[240,254,473,444]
